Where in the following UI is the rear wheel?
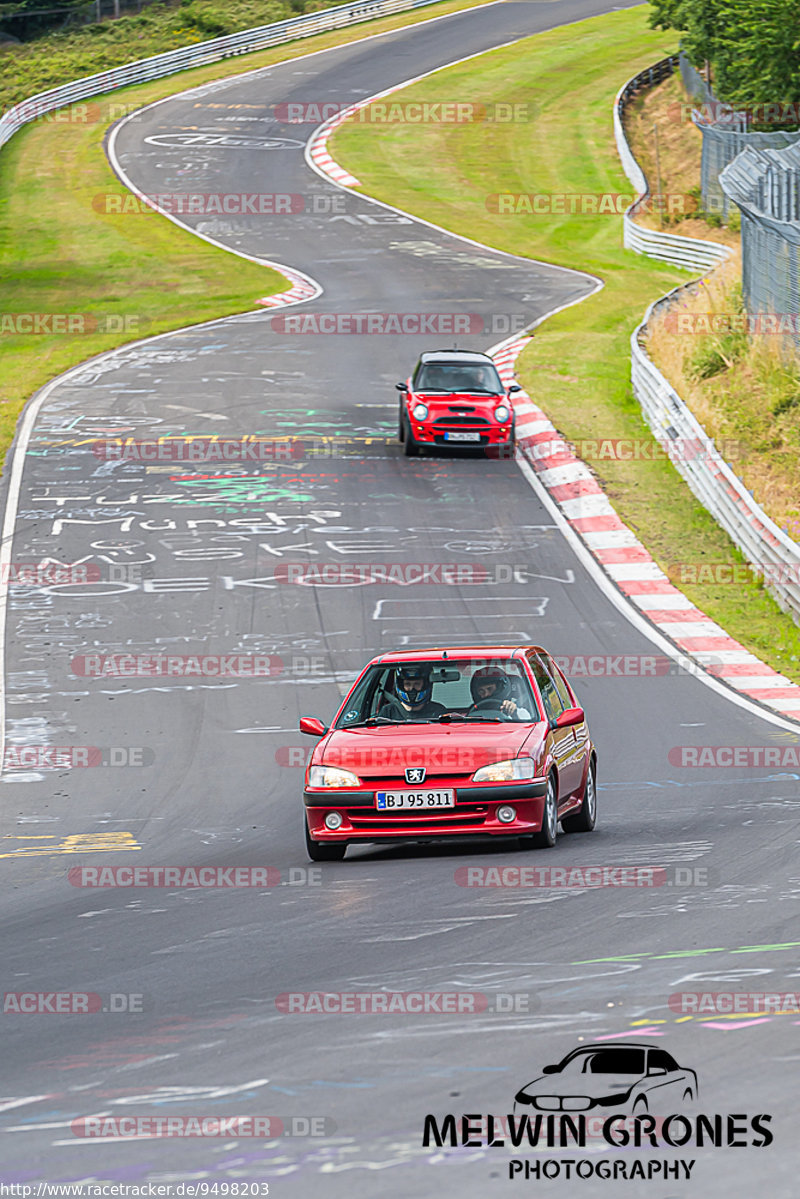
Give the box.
[304,818,346,862]
[529,773,558,849]
[561,759,597,833]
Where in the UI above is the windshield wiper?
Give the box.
[341,717,404,728]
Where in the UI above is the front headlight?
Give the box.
[472,757,535,783]
[412,403,429,421]
[308,765,361,788]
[494,404,511,423]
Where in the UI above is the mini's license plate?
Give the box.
[444,431,481,442]
[375,789,455,810]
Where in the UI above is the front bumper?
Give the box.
[304,780,548,842]
[413,424,514,448]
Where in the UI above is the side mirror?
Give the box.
[542,1064,559,1074]
[395,382,408,391]
[648,1066,667,1076]
[555,706,584,729]
[299,716,327,737]
[508,383,522,393]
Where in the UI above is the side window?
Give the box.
[542,654,575,712]
[649,1050,676,1073]
[527,654,563,724]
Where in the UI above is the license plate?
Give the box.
[375,789,455,810]
[444,431,481,442]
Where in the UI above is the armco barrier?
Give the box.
[613,56,729,272]
[615,61,800,623]
[0,0,442,152]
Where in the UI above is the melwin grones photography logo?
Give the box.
[421,1041,774,1183]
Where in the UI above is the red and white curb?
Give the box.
[494,337,800,719]
[257,268,320,308]
[307,105,364,187]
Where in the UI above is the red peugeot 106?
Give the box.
[300,646,596,861]
[396,349,520,456]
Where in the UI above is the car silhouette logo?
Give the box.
[405,766,426,784]
[514,1042,698,1116]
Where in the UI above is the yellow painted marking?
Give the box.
[0,832,140,859]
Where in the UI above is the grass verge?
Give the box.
[0,0,496,460]
[331,5,800,679]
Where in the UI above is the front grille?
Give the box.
[348,804,489,830]
[434,416,491,427]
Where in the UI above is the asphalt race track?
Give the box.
[1,2,798,1194]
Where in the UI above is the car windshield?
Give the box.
[557,1049,646,1076]
[413,361,504,393]
[334,658,538,728]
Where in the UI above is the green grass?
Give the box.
[0,0,495,460]
[331,5,800,682]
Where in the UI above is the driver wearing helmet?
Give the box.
[378,665,447,722]
[467,667,532,721]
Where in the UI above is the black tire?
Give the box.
[398,407,405,442]
[402,415,419,457]
[561,759,597,834]
[529,773,558,849]
[304,818,346,862]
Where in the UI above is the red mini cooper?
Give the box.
[300,646,596,861]
[396,349,520,456]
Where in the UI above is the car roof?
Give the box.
[567,1042,661,1052]
[369,646,547,666]
[417,350,497,364]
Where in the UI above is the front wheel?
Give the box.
[304,818,346,862]
[402,415,419,457]
[528,774,558,849]
[561,760,597,833]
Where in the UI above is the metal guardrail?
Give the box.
[631,293,800,619]
[613,56,729,272]
[0,0,442,152]
[616,61,800,622]
[720,143,800,351]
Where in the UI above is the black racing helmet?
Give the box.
[395,664,433,707]
[470,666,511,704]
